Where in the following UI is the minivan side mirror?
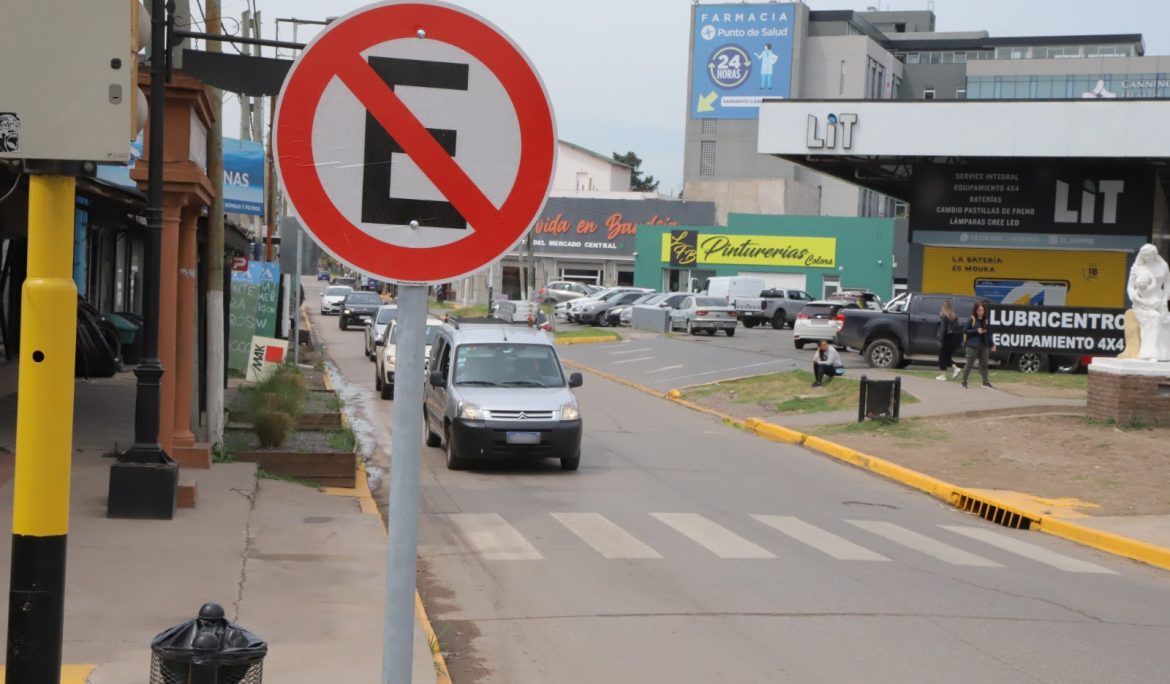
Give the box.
[374,337,385,347]
[568,372,583,388]
[429,371,445,388]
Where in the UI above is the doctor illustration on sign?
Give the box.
[754,44,779,89]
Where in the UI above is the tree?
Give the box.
[613,151,659,193]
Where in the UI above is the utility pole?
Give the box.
[204,0,226,452]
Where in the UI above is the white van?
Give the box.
[703,276,766,301]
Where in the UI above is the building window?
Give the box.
[955,88,967,99]
[699,141,716,177]
[922,87,936,100]
[953,52,967,64]
[701,119,717,135]
[905,52,920,64]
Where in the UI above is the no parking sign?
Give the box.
[274,0,557,284]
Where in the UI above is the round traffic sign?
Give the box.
[274,1,557,284]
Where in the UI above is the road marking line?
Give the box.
[940,525,1117,574]
[551,513,662,559]
[652,513,775,559]
[848,520,1002,567]
[657,360,787,384]
[752,515,890,561]
[610,348,651,355]
[613,356,655,365]
[447,513,543,560]
[646,365,685,374]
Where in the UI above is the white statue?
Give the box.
[1126,244,1170,361]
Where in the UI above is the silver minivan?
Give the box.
[424,321,584,471]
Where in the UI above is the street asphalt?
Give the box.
[306,282,1170,684]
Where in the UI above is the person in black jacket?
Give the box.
[960,300,996,389]
[935,299,962,381]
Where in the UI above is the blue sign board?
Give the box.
[95,135,266,217]
[689,3,795,119]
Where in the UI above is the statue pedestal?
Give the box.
[1087,358,1170,427]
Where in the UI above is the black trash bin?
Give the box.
[150,603,267,684]
[858,375,902,422]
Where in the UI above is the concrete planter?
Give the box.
[231,449,356,488]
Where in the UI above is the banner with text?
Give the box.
[228,261,282,372]
[689,3,796,119]
[664,230,836,268]
[529,198,715,257]
[922,246,1128,308]
[911,163,1154,238]
[989,305,1126,356]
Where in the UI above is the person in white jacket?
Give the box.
[811,339,843,388]
[754,44,779,89]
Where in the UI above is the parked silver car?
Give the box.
[669,295,738,336]
[792,300,847,349]
[423,321,583,471]
[536,280,596,304]
[618,292,688,326]
[364,304,398,360]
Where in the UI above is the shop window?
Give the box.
[561,268,600,285]
[922,87,936,100]
[699,141,716,177]
[617,271,634,286]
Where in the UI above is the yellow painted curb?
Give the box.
[1036,517,1170,572]
[743,418,806,445]
[416,590,452,684]
[0,664,95,683]
[555,336,621,346]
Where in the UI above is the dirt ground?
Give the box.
[813,414,1170,516]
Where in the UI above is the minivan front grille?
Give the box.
[487,410,555,421]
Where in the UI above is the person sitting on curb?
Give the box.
[811,339,843,388]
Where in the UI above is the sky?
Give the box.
[199,0,1170,198]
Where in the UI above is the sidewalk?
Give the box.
[0,373,435,682]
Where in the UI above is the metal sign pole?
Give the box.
[292,227,302,365]
[382,283,426,683]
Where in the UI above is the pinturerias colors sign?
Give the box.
[690,3,796,119]
[664,230,836,268]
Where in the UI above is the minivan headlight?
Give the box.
[560,403,580,421]
[458,402,483,420]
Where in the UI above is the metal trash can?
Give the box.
[150,603,267,684]
[858,375,902,422]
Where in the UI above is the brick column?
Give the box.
[172,205,200,448]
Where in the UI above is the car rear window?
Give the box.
[346,293,382,305]
[376,308,398,324]
[695,297,725,306]
[802,304,840,318]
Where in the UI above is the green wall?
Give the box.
[634,213,895,299]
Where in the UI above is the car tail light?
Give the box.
[797,313,809,320]
[1080,355,1093,366]
[835,313,845,330]
[696,310,708,316]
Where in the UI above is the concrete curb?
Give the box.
[555,335,621,346]
[0,665,94,683]
[565,360,1170,573]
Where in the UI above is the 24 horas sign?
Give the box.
[664,230,836,268]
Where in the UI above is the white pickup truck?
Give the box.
[703,277,814,329]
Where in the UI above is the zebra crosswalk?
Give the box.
[427,511,1117,575]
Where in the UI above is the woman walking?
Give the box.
[961,300,996,389]
[811,339,843,388]
[935,299,962,381]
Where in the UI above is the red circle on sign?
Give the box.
[274,1,556,284]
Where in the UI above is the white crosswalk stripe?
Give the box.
[752,515,890,561]
[940,525,1117,574]
[447,513,543,560]
[552,513,662,559]
[610,348,651,355]
[652,513,775,559]
[613,356,655,365]
[848,520,1002,567]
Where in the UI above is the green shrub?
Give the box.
[254,410,296,448]
[242,364,310,423]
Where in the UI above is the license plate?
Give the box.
[505,431,541,445]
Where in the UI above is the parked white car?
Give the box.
[375,317,444,400]
[792,300,847,349]
[320,285,352,315]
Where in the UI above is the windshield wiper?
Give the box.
[502,380,548,387]
[456,380,500,386]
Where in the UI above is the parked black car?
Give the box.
[339,291,384,330]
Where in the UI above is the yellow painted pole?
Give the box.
[5,174,78,682]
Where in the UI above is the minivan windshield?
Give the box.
[454,343,564,388]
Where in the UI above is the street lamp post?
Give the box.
[108,0,178,519]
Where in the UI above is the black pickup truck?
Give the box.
[837,292,1063,373]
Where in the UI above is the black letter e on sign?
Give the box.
[362,57,470,229]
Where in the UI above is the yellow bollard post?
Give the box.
[5,174,78,682]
